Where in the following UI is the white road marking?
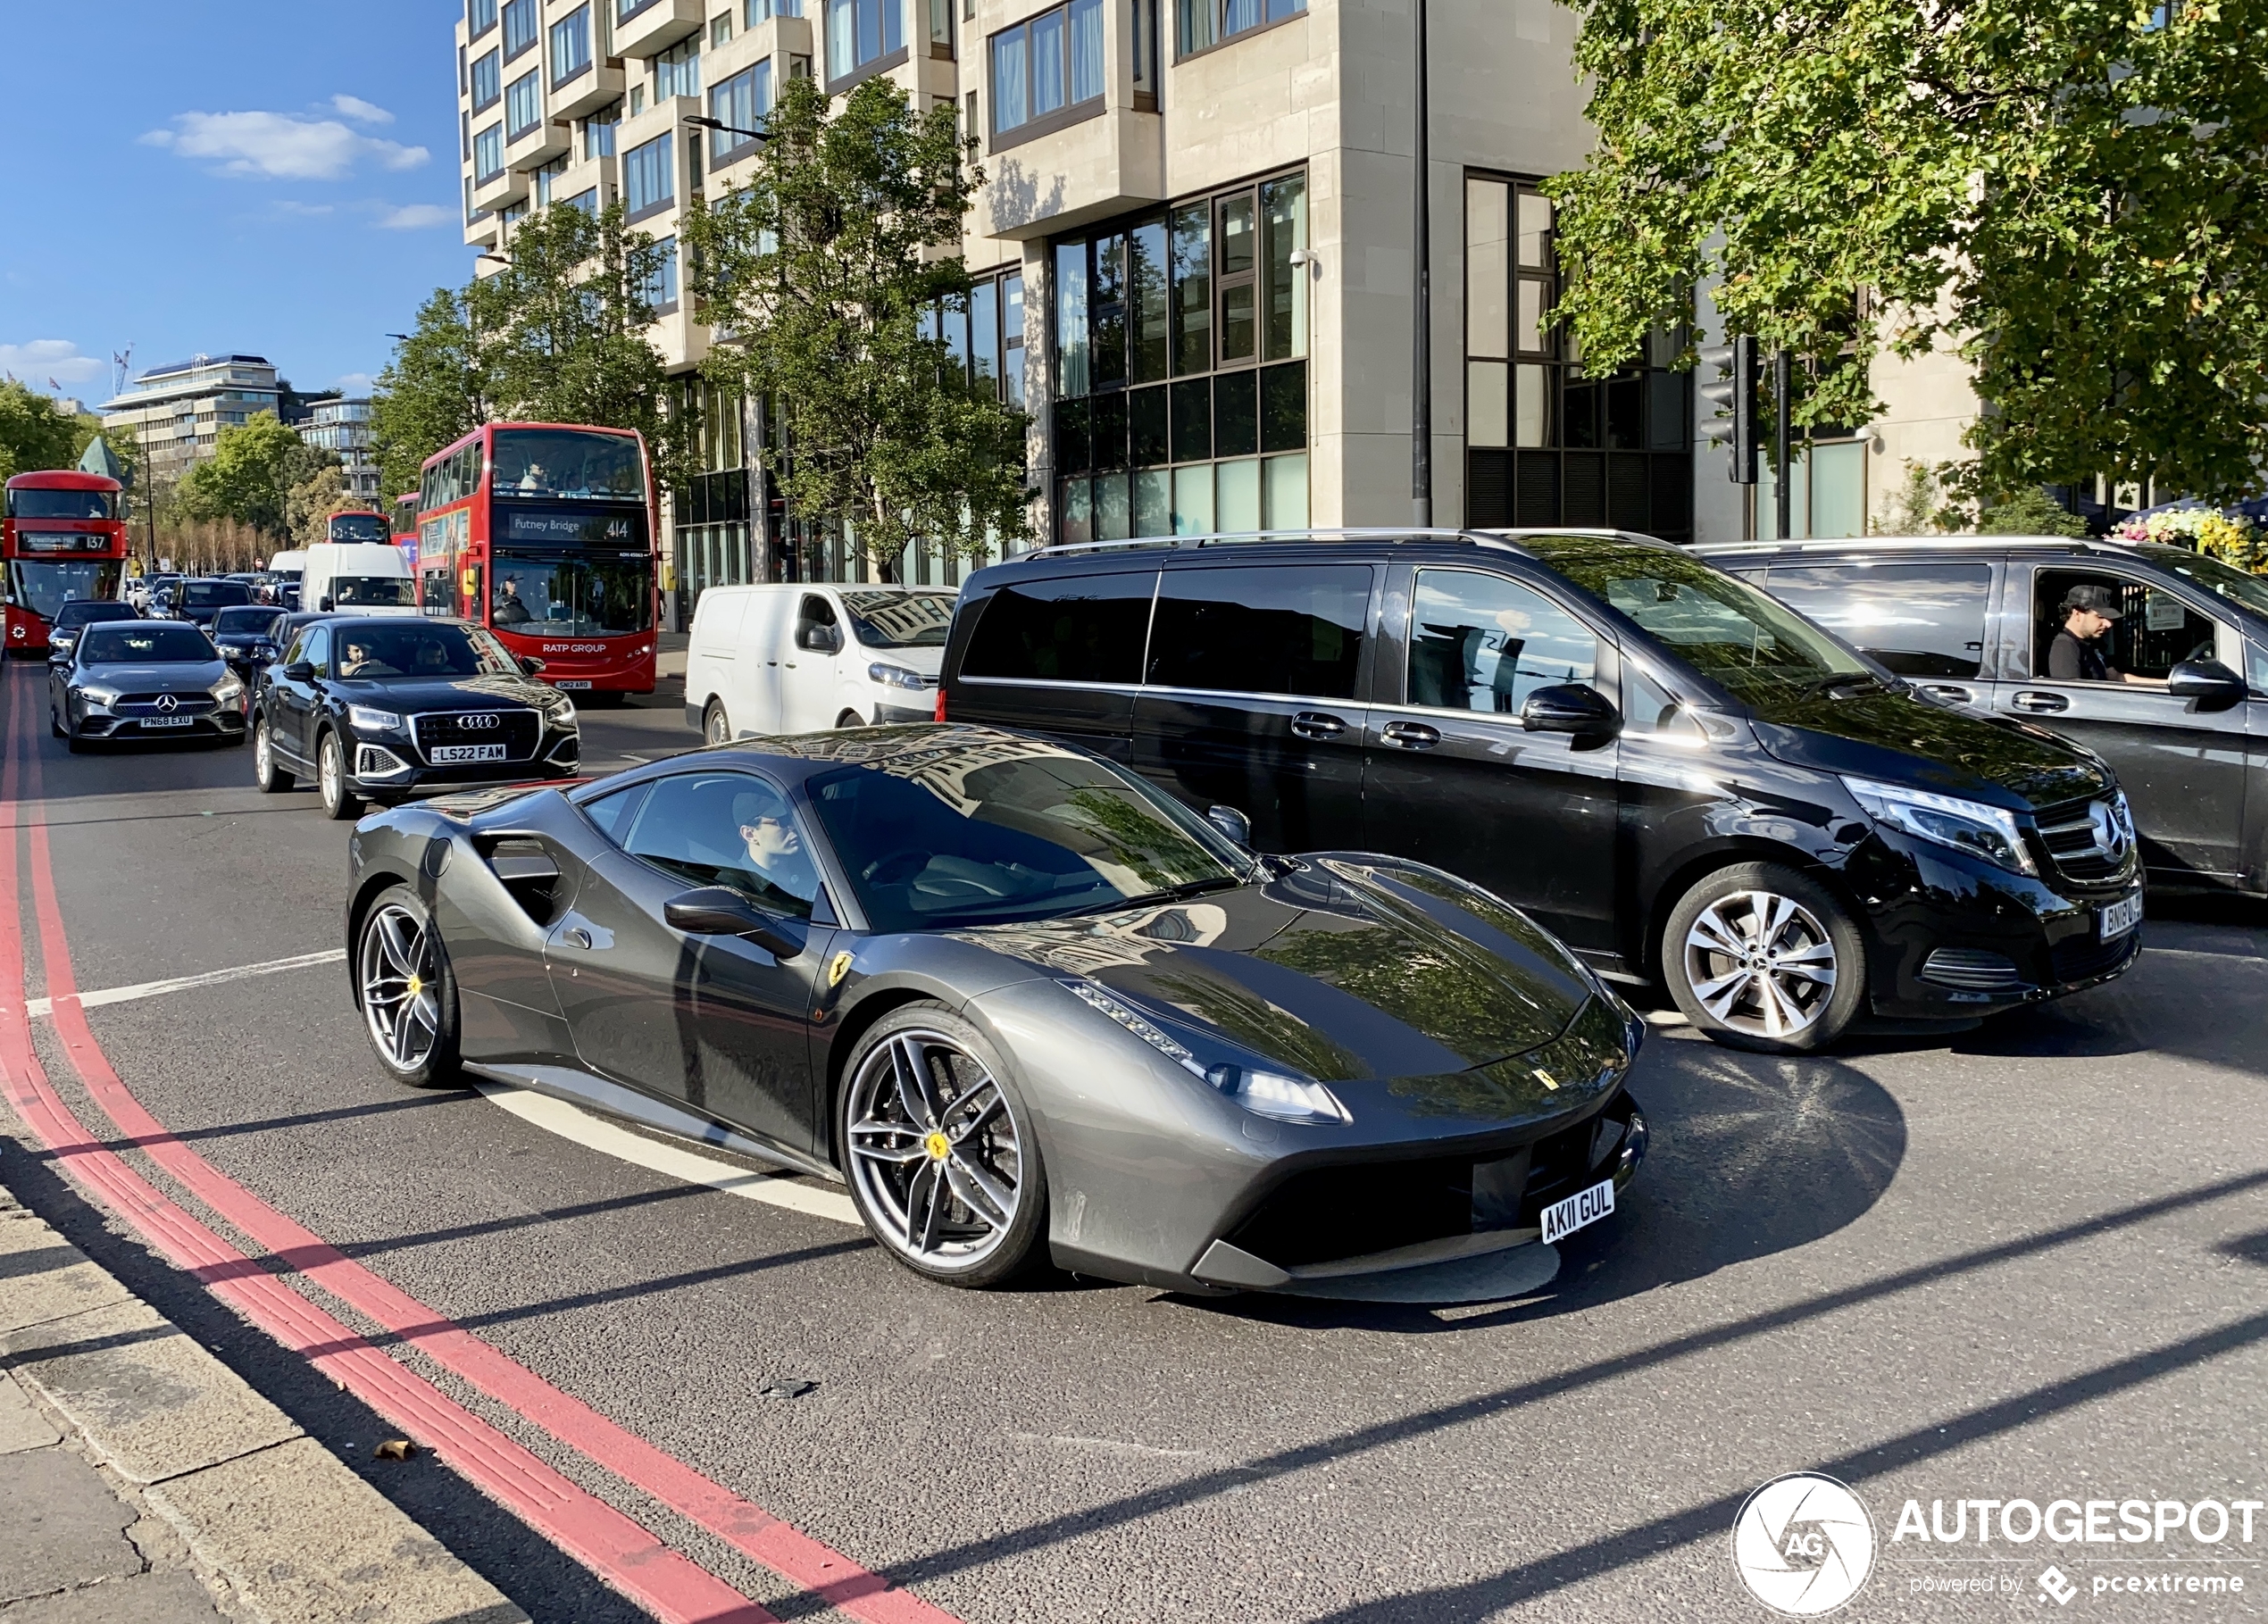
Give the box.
[476,1083,861,1226]
[28,949,347,1019]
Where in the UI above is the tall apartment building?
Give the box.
[454,0,1970,605]
[99,355,285,480]
[296,396,384,500]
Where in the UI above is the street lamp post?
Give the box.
[1411,0,1432,529]
[686,115,768,147]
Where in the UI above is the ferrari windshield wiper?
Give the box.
[1800,670,1890,700]
[1074,875,1245,915]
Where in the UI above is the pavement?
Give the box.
[2,655,2267,1622]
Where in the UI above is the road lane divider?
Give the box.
[2,670,964,1624]
[0,675,779,1624]
[26,948,348,1019]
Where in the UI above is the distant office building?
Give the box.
[296,396,383,500]
[100,355,285,479]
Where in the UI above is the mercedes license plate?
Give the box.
[1540,1178,1615,1245]
[2099,892,2143,941]
[429,743,507,764]
[138,716,194,729]
[553,679,592,690]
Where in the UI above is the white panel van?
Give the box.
[685,583,959,741]
[302,542,418,616]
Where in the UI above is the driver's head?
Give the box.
[416,639,449,669]
[733,790,801,865]
[2061,583,2122,637]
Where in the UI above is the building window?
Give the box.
[1051,172,1306,543]
[564,187,600,214]
[989,0,1102,140]
[503,0,538,59]
[618,0,658,21]
[1131,0,1159,104]
[1461,173,1693,539]
[654,36,702,100]
[623,130,674,219]
[1177,0,1301,57]
[1757,442,1867,541]
[551,5,593,83]
[826,0,905,84]
[505,71,544,139]
[474,122,505,181]
[471,47,503,111]
[713,11,734,44]
[642,237,681,312]
[919,267,1026,410]
[534,156,570,205]
[470,0,499,37]
[709,63,773,162]
[585,101,621,157]
[929,0,954,55]
[746,0,805,19]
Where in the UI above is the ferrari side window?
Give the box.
[580,781,651,843]
[622,770,819,919]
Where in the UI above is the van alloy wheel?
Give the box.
[1681,890,1839,1040]
[846,1029,1023,1272]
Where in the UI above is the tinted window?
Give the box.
[54,602,137,629]
[2032,570,2220,683]
[332,623,520,679]
[301,626,332,678]
[961,572,1155,685]
[80,625,214,664]
[1764,562,1990,679]
[180,581,253,609]
[213,607,285,637]
[621,771,818,920]
[580,781,651,842]
[1408,570,1597,712]
[1145,565,1371,700]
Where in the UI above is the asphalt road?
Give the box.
[4,658,2265,1623]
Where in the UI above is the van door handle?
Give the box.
[1289,711,1347,740]
[1920,684,1973,704]
[2012,690,2069,713]
[1380,720,1441,750]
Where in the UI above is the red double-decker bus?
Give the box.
[4,471,129,656]
[416,422,657,699]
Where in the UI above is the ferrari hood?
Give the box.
[958,855,1598,1083]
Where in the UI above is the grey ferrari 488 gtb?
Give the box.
[345,725,1648,1293]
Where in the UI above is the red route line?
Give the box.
[4,671,963,1624]
[0,673,777,1624]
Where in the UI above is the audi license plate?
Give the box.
[1540,1178,1615,1245]
[2099,892,2144,941]
[552,679,592,690]
[429,743,507,764]
[138,716,194,729]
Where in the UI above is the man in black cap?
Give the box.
[2047,583,2134,682]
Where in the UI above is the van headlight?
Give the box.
[868,662,926,691]
[1842,776,2039,877]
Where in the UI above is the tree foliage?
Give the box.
[1547,0,2268,503]
[0,380,82,483]
[176,412,328,537]
[371,287,494,504]
[686,75,1030,575]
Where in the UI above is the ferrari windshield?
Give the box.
[80,624,215,664]
[808,742,1244,931]
[332,622,521,679]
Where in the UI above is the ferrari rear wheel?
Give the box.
[840,1004,1046,1287]
[356,887,463,1088]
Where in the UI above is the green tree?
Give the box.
[686,75,1030,578]
[1976,487,2089,537]
[284,462,354,545]
[371,287,497,504]
[175,412,307,537]
[1547,0,2268,505]
[0,381,82,482]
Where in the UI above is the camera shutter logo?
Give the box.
[1730,1472,1875,1615]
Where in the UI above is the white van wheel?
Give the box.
[704,701,730,745]
[836,710,867,729]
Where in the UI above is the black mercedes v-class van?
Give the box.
[938,529,2142,1053]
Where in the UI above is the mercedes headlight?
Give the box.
[348,704,402,732]
[869,662,926,691]
[1842,776,2038,877]
[213,676,244,705]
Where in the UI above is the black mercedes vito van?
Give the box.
[938,529,2141,1053]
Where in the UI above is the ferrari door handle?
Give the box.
[1381,720,1441,750]
[562,927,593,950]
[2012,690,2069,713]
[1289,711,1347,740]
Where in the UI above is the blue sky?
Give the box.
[0,2,470,408]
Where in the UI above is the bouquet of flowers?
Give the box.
[2113,506,2267,571]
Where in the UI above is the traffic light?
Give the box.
[1697,335,1758,485]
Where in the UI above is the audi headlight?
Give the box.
[348,704,403,732]
[1842,775,2038,877]
[544,690,578,720]
[868,662,926,691]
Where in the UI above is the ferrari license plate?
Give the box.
[1540,1178,1615,1245]
[2099,892,2143,941]
[429,743,507,764]
[553,679,592,690]
[138,716,194,729]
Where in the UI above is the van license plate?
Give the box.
[139,716,194,729]
[1540,1178,1615,1245]
[429,743,507,764]
[553,679,592,690]
[2099,893,2143,941]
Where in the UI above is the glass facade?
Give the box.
[1052,171,1307,542]
[1177,0,1303,57]
[1463,173,1693,540]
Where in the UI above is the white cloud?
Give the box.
[0,340,102,386]
[329,95,395,125]
[275,200,337,216]
[378,203,454,230]
[141,111,429,181]
[333,372,377,396]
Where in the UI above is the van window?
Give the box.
[2031,569,2219,682]
[961,573,1155,685]
[1146,565,1371,700]
[1764,562,1989,679]
[1408,570,1597,713]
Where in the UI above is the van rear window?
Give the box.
[960,574,1155,685]
[1146,565,1372,701]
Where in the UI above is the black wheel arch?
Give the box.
[1637,837,1869,984]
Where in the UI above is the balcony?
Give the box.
[610,0,703,59]
[548,57,625,121]
[978,107,1165,241]
[507,112,573,170]
[472,159,531,213]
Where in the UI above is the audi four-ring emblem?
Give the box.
[453,713,501,730]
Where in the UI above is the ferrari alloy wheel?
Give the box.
[318,730,361,820]
[356,890,462,1087]
[841,1005,1046,1286]
[254,719,293,792]
[704,701,730,745]
[1663,862,1865,1054]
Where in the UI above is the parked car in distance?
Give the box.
[44,600,141,665]
[686,583,957,743]
[209,604,289,687]
[940,528,2143,1052]
[1698,536,2268,898]
[169,576,254,629]
[344,726,1647,1292]
[49,620,246,752]
[252,615,579,820]
[267,550,306,605]
[301,542,416,615]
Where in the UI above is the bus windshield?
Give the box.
[328,514,390,544]
[490,554,654,635]
[489,429,646,501]
[9,561,124,621]
[7,488,113,521]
